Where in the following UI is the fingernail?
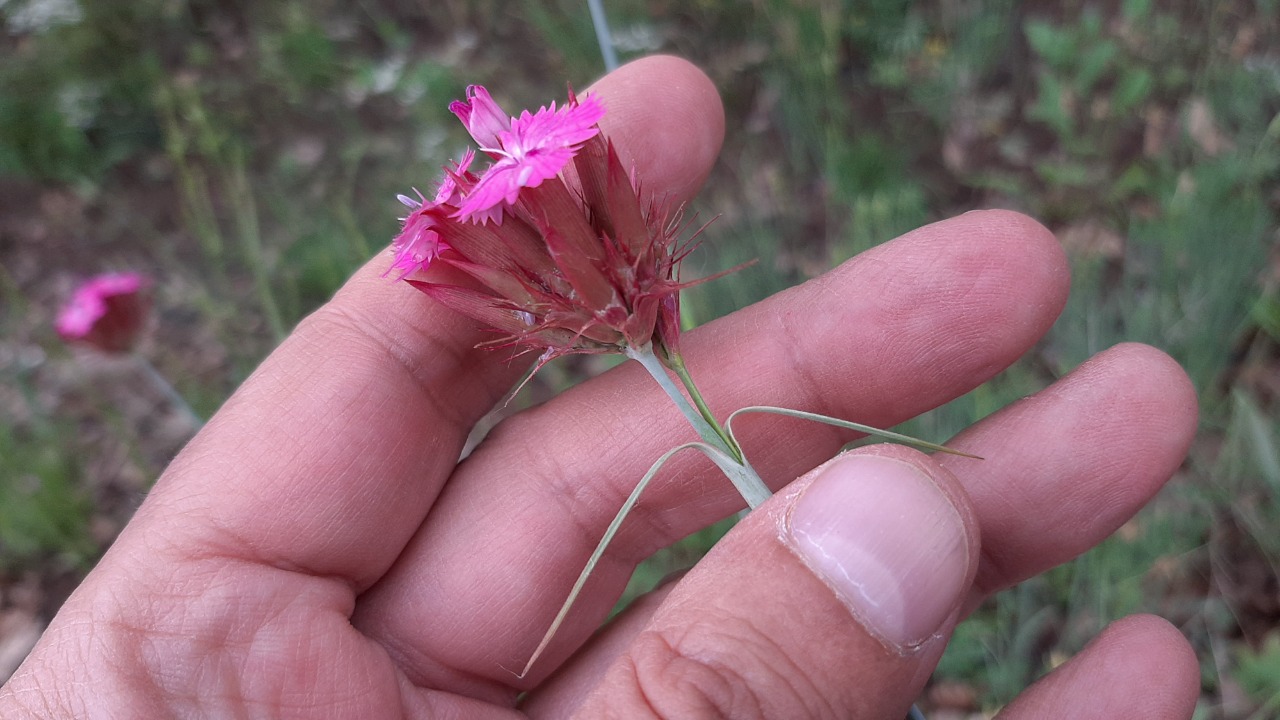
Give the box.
[782,454,969,650]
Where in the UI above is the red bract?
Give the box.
[392,87,702,365]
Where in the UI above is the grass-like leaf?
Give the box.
[518,441,718,678]
[726,406,982,460]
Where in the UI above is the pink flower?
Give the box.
[387,151,481,278]
[449,85,511,148]
[392,83,723,367]
[431,148,475,206]
[387,199,449,280]
[454,94,605,222]
[56,272,150,353]
[406,133,696,365]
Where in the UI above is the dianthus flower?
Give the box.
[55,272,150,353]
[389,86,692,367]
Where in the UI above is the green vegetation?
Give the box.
[2,0,1278,714]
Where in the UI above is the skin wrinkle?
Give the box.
[541,461,685,571]
[122,600,235,714]
[775,303,844,426]
[686,614,826,719]
[9,672,63,717]
[602,461,751,558]
[165,450,407,579]
[870,271,1023,402]
[623,651,670,720]
[612,577,848,720]
[422,443,675,681]
[120,562,360,716]
[246,607,369,714]
[368,620,460,694]
[744,236,1029,454]
[629,630,751,720]
[146,294,499,591]
[568,446,980,719]
[880,229,1038,381]
[522,584,681,719]
[970,515,1027,602]
[473,413,625,554]
[170,446,398,592]
[44,614,100,716]
[519,461,615,563]
[303,301,500,436]
[363,511,558,701]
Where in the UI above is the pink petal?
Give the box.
[453,96,605,222]
[454,160,524,220]
[433,149,477,206]
[55,272,150,347]
[449,85,510,148]
[508,95,605,152]
[387,209,449,278]
[55,294,106,338]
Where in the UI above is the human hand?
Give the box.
[0,56,1199,719]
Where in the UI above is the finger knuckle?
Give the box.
[625,617,831,720]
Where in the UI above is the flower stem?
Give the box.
[627,345,721,448]
[626,344,772,509]
[586,0,619,73]
[699,443,773,510]
[133,354,203,429]
[665,350,743,462]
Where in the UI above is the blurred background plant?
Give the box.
[1,0,1277,715]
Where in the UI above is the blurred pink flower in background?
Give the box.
[55,272,150,354]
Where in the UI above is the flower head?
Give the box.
[56,272,150,353]
[387,195,449,280]
[386,150,482,279]
[389,84,703,366]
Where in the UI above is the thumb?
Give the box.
[571,445,979,719]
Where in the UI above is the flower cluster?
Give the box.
[55,272,150,353]
[389,85,695,365]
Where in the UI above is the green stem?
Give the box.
[626,344,772,509]
[133,354,203,429]
[626,344,727,452]
[666,350,743,461]
[699,444,773,510]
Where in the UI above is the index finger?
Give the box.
[118,55,727,592]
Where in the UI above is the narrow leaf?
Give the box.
[519,441,712,678]
[725,406,983,459]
